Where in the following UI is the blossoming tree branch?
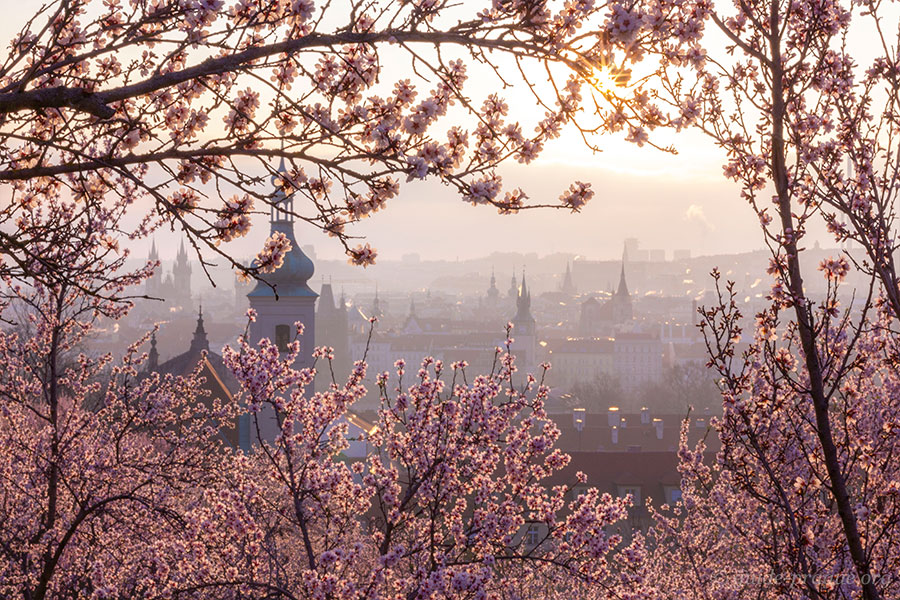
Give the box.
[3,0,900,599]
[0,0,609,289]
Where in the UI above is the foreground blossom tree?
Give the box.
[639,274,900,599]
[176,323,645,598]
[0,169,641,597]
[584,1,900,598]
[0,256,646,598]
[0,203,242,599]
[0,0,616,287]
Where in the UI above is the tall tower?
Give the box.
[561,261,576,295]
[245,158,318,444]
[511,271,537,372]
[612,247,633,323]
[508,272,518,299]
[372,284,383,319]
[173,239,192,307]
[317,280,350,380]
[146,238,163,296]
[486,267,500,303]
[189,305,209,353]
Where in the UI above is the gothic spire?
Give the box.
[318,281,336,313]
[189,304,209,353]
[373,283,382,316]
[148,331,159,370]
[514,270,534,322]
[617,248,630,298]
[562,261,576,294]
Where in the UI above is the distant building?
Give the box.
[485,268,500,304]
[151,309,239,448]
[511,272,537,372]
[579,249,633,333]
[648,249,666,262]
[507,272,518,299]
[614,331,664,390]
[146,239,162,297]
[245,158,318,446]
[173,240,192,306]
[545,337,614,389]
[560,261,576,295]
[318,281,351,381]
[144,238,192,310]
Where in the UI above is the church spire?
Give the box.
[248,157,316,299]
[373,284,382,317]
[318,280,336,314]
[487,266,499,300]
[514,270,533,322]
[617,247,630,298]
[189,304,209,353]
[270,156,294,225]
[148,331,159,370]
[561,261,575,294]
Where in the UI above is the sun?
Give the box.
[590,65,631,92]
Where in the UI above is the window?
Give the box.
[664,486,683,505]
[618,485,641,505]
[275,324,291,353]
[525,524,541,547]
[571,484,589,500]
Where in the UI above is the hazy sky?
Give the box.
[2,1,887,264]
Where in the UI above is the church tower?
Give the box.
[317,280,350,380]
[247,158,317,360]
[173,239,192,307]
[146,238,163,297]
[561,261,576,295]
[486,268,500,303]
[372,284,384,319]
[508,272,518,299]
[612,247,633,323]
[245,158,318,442]
[511,271,537,372]
[189,305,209,353]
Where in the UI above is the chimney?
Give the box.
[573,408,586,432]
[607,406,619,427]
[611,426,619,445]
[640,406,650,425]
[653,418,664,440]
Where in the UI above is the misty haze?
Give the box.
[1,1,898,599]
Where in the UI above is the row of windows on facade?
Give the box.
[522,485,682,547]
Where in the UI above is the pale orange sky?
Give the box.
[0,1,890,263]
